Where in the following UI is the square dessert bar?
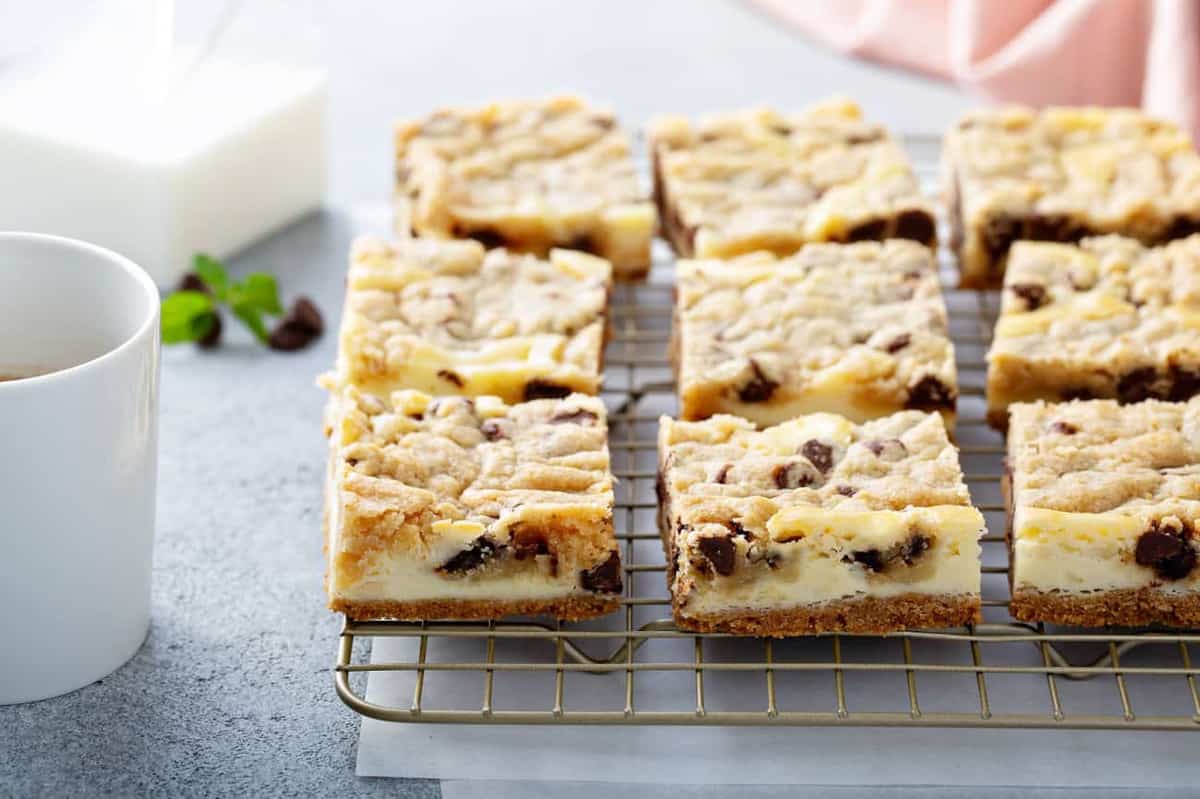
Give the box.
[650,98,936,259]
[334,236,611,403]
[658,410,983,635]
[942,106,1200,288]
[672,240,957,428]
[394,95,655,279]
[325,388,623,621]
[986,235,1200,429]
[1007,398,1200,627]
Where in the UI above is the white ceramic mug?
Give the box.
[0,232,159,704]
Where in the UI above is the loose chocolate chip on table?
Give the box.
[523,380,573,401]
[883,333,911,354]
[772,461,815,489]
[906,375,956,411]
[268,296,325,351]
[177,272,210,294]
[1117,367,1162,404]
[736,359,779,403]
[548,407,599,425]
[1049,420,1078,435]
[480,419,509,441]
[697,535,736,577]
[289,296,324,336]
[713,463,732,484]
[845,218,888,242]
[894,210,937,245]
[197,312,222,349]
[436,369,465,388]
[438,535,499,574]
[580,550,623,593]
[800,440,834,473]
[1135,523,1197,580]
[1009,282,1047,311]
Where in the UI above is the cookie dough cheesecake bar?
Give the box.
[332,236,611,403]
[986,235,1200,429]
[394,95,655,279]
[942,106,1200,288]
[1007,398,1200,627]
[650,98,936,259]
[673,240,957,428]
[658,410,983,635]
[325,388,623,620]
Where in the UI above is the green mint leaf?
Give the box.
[161,291,217,344]
[231,301,271,344]
[193,253,230,301]
[229,272,283,316]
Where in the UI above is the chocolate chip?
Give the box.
[197,312,222,349]
[1049,420,1078,435]
[1009,282,1047,311]
[289,296,324,336]
[511,527,551,559]
[460,227,506,249]
[523,380,572,401]
[846,218,888,242]
[1169,366,1200,402]
[437,369,465,388]
[836,485,857,496]
[267,319,317,351]
[1026,214,1085,243]
[480,419,510,441]
[438,535,499,574]
[883,333,911,354]
[851,549,885,572]
[565,233,599,255]
[177,272,210,294]
[899,533,930,564]
[697,535,736,577]
[1060,387,1096,401]
[549,408,599,425]
[982,215,1021,262]
[800,440,834,473]
[1117,367,1162,403]
[772,461,815,489]
[906,375,956,411]
[1165,216,1200,240]
[894,210,937,245]
[727,520,752,540]
[845,129,883,145]
[736,359,779,403]
[713,463,732,484]
[866,438,907,460]
[1135,522,1197,580]
[580,551,623,593]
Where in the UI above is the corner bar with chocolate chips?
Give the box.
[986,235,1200,429]
[657,410,983,636]
[941,105,1200,288]
[650,98,936,260]
[672,240,957,428]
[1007,398,1200,627]
[324,388,622,621]
[333,236,611,404]
[394,95,655,280]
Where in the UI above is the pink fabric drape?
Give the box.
[751,0,1200,139]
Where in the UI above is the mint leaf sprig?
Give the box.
[162,254,323,351]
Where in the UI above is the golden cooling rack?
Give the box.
[334,135,1200,729]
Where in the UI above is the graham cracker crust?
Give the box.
[332,594,620,623]
[1010,588,1200,628]
[672,593,981,637]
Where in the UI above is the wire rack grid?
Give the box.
[334,134,1200,729]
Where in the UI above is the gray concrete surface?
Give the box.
[0,1,1006,795]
